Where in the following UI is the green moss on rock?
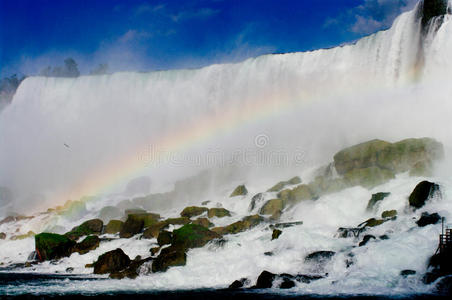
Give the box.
[172,224,220,249]
[73,235,100,255]
[207,208,231,218]
[381,210,397,219]
[180,206,208,218]
[65,219,103,241]
[230,185,248,197]
[366,192,391,211]
[152,246,186,272]
[35,233,76,261]
[105,220,124,234]
[343,167,395,189]
[259,199,284,219]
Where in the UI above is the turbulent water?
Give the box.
[1,0,452,297]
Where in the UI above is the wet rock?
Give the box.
[279,276,296,289]
[152,246,186,272]
[0,232,6,239]
[380,235,390,240]
[109,257,152,279]
[207,208,231,218]
[127,212,160,228]
[434,275,452,295]
[360,218,386,228]
[180,206,208,218]
[343,167,395,189]
[304,251,336,265]
[269,221,303,229]
[400,269,416,277]
[93,248,131,274]
[212,215,264,235]
[228,278,249,289]
[267,176,301,192]
[191,217,214,228]
[336,227,365,238]
[157,230,173,246]
[73,235,100,255]
[409,181,440,209]
[120,214,155,238]
[249,193,264,211]
[165,217,191,226]
[381,210,397,219]
[98,206,122,223]
[105,220,124,234]
[359,235,376,247]
[11,231,35,240]
[142,222,168,239]
[264,252,274,256]
[259,199,284,220]
[278,184,313,204]
[416,212,441,227]
[65,219,103,241]
[66,267,74,273]
[230,185,248,197]
[272,229,282,240]
[201,200,211,205]
[35,233,76,261]
[150,247,160,256]
[254,270,276,288]
[172,224,220,249]
[366,192,391,211]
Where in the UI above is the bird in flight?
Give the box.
[64,143,70,148]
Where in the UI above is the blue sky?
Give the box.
[0,0,418,77]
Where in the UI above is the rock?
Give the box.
[400,270,416,277]
[279,277,296,289]
[307,176,348,197]
[119,216,144,238]
[381,210,397,219]
[172,224,220,249]
[73,235,100,255]
[409,160,433,177]
[228,278,249,289]
[269,221,303,229]
[230,185,248,197]
[152,246,186,272]
[343,167,395,189]
[191,217,214,228]
[98,206,122,223]
[421,0,449,28]
[157,230,173,246]
[201,200,211,205]
[416,212,441,227]
[360,218,386,228]
[249,193,264,211]
[279,184,313,204]
[380,235,390,240]
[359,235,376,247]
[105,220,124,234]
[180,206,208,218]
[126,212,160,228]
[409,181,440,209]
[0,232,5,239]
[165,217,191,226]
[366,192,391,211]
[267,176,302,192]
[207,208,231,218]
[65,219,103,241]
[150,247,160,256]
[264,252,274,256]
[142,222,168,239]
[304,251,336,264]
[336,227,365,238]
[212,215,264,235]
[254,270,276,288]
[434,275,452,295]
[66,267,74,273]
[109,257,152,279]
[259,199,284,219]
[272,229,282,240]
[93,248,131,274]
[11,231,35,240]
[35,233,76,261]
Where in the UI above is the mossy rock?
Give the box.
[307,176,348,197]
[152,246,186,272]
[259,199,284,219]
[409,181,440,209]
[192,217,214,228]
[381,210,397,219]
[73,235,100,255]
[267,176,302,192]
[93,248,131,274]
[150,246,160,256]
[165,217,191,226]
[212,214,264,235]
[366,192,391,211]
[142,221,168,239]
[0,232,5,239]
[105,220,124,234]
[11,231,35,240]
[120,216,144,238]
[361,218,386,228]
[35,233,76,261]
[278,184,313,204]
[172,224,220,249]
[157,230,173,246]
[180,206,208,218]
[98,206,122,223]
[128,213,160,228]
[230,185,248,197]
[272,229,282,240]
[343,167,395,189]
[207,208,231,218]
[65,219,103,241]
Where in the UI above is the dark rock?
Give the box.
[254,270,276,288]
[381,210,397,219]
[120,215,144,238]
[264,252,274,256]
[180,206,208,218]
[435,276,452,295]
[65,267,74,273]
[105,220,124,234]
[65,219,103,241]
[359,235,376,247]
[294,274,325,283]
[150,247,160,256]
[207,208,231,218]
[0,232,6,239]
[152,246,186,272]
[35,233,76,261]
[304,251,336,264]
[212,215,264,235]
[409,181,440,209]
[380,235,390,240]
[421,0,449,27]
[109,257,152,279]
[271,229,282,240]
[127,212,160,228]
[400,269,416,277]
[228,278,249,289]
[337,227,365,238]
[249,193,264,211]
[230,185,248,197]
[93,248,131,274]
[269,221,303,229]
[73,235,100,255]
[416,212,441,227]
[172,224,220,249]
[279,277,295,289]
[366,192,391,211]
[191,217,214,228]
[157,230,173,246]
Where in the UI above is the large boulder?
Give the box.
[207,208,231,218]
[93,248,131,274]
[212,215,264,235]
[157,230,173,246]
[343,167,395,189]
[409,181,440,209]
[191,217,214,228]
[73,235,100,255]
[381,210,397,219]
[65,219,103,241]
[230,185,248,197]
[416,212,441,227]
[278,184,313,204]
[126,212,160,228]
[259,199,284,219]
[172,224,220,249]
[152,246,186,272]
[254,270,276,288]
[304,251,336,265]
[267,176,301,192]
[180,206,208,218]
[105,220,124,234]
[366,192,391,211]
[120,216,144,238]
[35,233,76,261]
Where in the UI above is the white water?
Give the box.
[1,1,452,295]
